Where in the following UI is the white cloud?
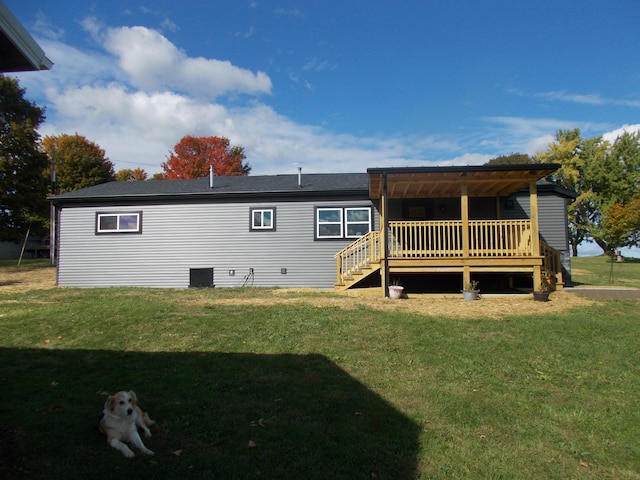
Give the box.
[513,88,640,109]
[602,124,640,143]
[16,19,638,179]
[103,26,272,97]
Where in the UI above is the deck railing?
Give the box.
[541,241,563,286]
[388,220,533,258]
[336,220,537,285]
[335,231,381,285]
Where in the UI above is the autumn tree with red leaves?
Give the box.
[162,136,250,179]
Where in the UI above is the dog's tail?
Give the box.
[140,411,156,427]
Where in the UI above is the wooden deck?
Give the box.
[335,220,562,291]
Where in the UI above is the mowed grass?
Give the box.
[0,260,639,479]
[571,255,640,289]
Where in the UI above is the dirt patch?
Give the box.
[0,266,597,318]
[0,265,56,293]
[213,288,595,319]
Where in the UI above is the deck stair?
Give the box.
[334,231,381,289]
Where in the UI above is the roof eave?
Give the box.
[49,187,369,205]
[0,2,53,72]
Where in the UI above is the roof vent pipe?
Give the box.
[298,167,302,187]
[209,165,214,189]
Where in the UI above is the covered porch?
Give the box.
[335,164,562,296]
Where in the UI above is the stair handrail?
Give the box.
[334,231,380,284]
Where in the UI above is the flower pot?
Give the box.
[533,291,550,302]
[462,290,480,301]
[388,285,404,299]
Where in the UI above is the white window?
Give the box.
[345,207,372,238]
[251,208,276,230]
[316,206,372,239]
[316,208,343,238]
[96,212,142,234]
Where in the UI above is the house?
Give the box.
[50,164,575,295]
[0,0,53,72]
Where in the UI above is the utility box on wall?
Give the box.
[189,268,214,288]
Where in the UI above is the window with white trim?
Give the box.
[96,212,142,234]
[345,207,372,238]
[316,206,372,239]
[250,208,276,231]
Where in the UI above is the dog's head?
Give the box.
[104,390,138,417]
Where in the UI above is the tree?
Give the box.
[485,153,532,165]
[537,129,640,256]
[162,136,250,179]
[43,134,115,193]
[0,75,49,242]
[116,168,148,181]
[601,193,640,252]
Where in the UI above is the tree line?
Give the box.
[487,130,640,257]
[2,75,639,256]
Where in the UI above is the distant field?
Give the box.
[571,255,640,289]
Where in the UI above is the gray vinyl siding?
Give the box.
[57,199,377,289]
[511,193,570,253]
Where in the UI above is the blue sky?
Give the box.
[9,0,640,173]
[6,1,640,254]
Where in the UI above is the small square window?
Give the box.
[250,208,276,231]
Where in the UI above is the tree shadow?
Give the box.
[0,348,419,479]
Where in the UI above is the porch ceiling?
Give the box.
[367,164,559,199]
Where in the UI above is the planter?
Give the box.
[388,285,405,299]
[462,290,480,301]
[533,291,550,302]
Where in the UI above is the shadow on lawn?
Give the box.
[0,348,419,479]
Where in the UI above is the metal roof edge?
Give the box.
[366,164,561,174]
[0,1,53,71]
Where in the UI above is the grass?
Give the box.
[571,255,640,289]
[0,259,639,479]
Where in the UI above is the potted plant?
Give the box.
[462,280,480,301]
[388,278,405,299]
[533,272,554,302]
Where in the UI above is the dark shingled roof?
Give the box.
[50,173,370,204]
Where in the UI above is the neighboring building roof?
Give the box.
[50,173,371,204]
[530,180,578,199]
[0,1,53,72]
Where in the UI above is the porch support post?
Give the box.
[461,182,471,288]
[381,173,389,297]
[530,180,542,291]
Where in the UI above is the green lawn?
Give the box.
[0,260,638,479]
[571,255,640,289]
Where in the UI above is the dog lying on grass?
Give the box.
[98,390,155,458]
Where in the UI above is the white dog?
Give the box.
[98,390,155,458]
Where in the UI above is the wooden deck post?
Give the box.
[461,182,471,288]
[530,180,542,291]
[381,173,389,297]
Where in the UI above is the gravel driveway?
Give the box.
[565,286,640,300]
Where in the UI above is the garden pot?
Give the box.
[388,285,404,299]
[462,290,480,301]
[533,291,550,302]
